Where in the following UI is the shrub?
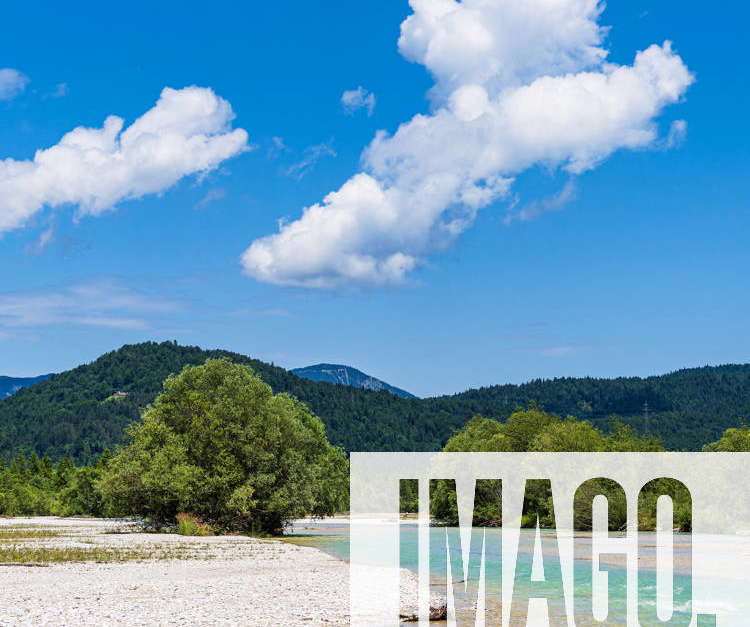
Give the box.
[176,513,212,536]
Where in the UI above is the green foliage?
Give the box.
[0,454,107,517]
[175,513,212,536]
[429,406,691,531]
[520,479,557,529]
[573,478,628,531]
[703,422,750,451]
[0,341,451,462]
[529,418,608,452]
[605,420,664,452]
[400,479,419,514]
[429,479,503,527]
[430,415,513,524]
[0,342,744,533]
[429,480,456,524]
[98,359,348,535]
[638,479,693,533]
[443,416,512,452]
[59,463,107,516]
[502,404,560,451]
[2,342,749,463]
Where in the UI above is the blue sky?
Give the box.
[0,0,748,397]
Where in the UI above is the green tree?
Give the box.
[429,406,686,530]
[703,422,750,451]
[605,419,663,452]
[529,418,608,452]
[430,415,511,525]
[503,405,560,451]
[61,465,107,516]
[444,416,512,452]
[98,359,348,534]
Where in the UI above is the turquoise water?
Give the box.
[289,522,695,624]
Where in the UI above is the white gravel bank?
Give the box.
[0,517,438,626]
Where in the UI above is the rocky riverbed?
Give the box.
[0,517,442,626]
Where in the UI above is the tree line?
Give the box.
[2,359,748,535]
[402,405,747,531]
[2,342,750,463]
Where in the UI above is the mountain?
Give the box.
[1,342,749,462]
[0,375,52,398]
[0,342,430,462]
[291,364,416,398]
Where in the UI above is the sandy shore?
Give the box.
[0,517,437,626]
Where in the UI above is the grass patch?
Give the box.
[175,513,212,537]
[103,393,128,402]
[0,544,192,564]
[279,536,327,546]
[0,529,64,540]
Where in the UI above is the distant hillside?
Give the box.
[291,364,416,398]
[0,342,748,462]
[0,342,430,462]
[0,375,52,398]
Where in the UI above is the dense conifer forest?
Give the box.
[1,341,749,462]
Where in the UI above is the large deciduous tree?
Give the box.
[98,359,348,534]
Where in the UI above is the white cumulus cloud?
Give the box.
[342,87,377,116]
[0,68,29,100]
[242,0,694,288]
[0,86,249,234]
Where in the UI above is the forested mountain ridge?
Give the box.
[0,341,748,462]
[437,364,750,450]
[0,343,429,462]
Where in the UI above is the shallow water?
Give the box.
[288,521,713,624]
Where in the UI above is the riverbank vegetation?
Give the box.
[406,405,741,530]
[0,453,107,517]
[1,358,747,534]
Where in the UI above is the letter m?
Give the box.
[430,479,502,626]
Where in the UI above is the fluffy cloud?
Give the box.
[398,0,608,100]
[0,86,249,233]
[242,0,693,288]
[342,87,377,116]
[0,68,29,100]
